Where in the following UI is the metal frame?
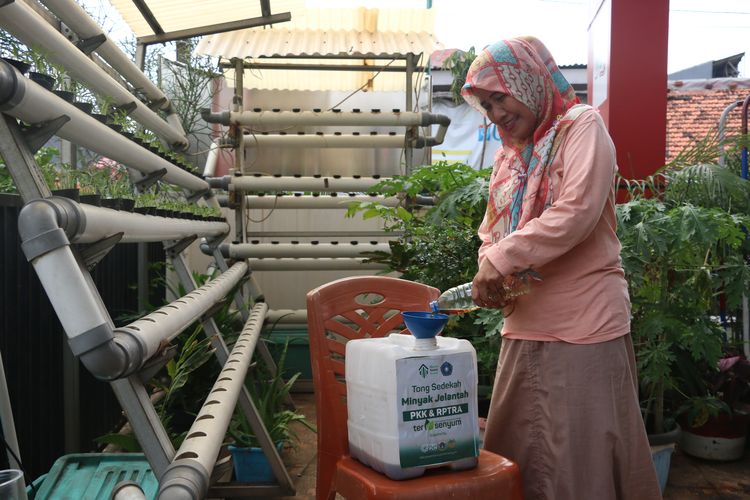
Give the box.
[0,109,296,497]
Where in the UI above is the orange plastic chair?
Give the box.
[306,276,524,500]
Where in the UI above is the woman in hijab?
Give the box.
[461,37,661,499]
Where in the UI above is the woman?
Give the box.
[461,37,661,499]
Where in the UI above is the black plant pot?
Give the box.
[53,90,75,103]
[73,102,94,114]
[101,198,120,210]
[2,58,31,75]
[79,194,102,206]
[28,72,56,91]
[90,113,108,124]
[119,198,135,212]
[107,124,123,133]
[51,188,80,201]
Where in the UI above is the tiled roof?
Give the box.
[666,83,750,162]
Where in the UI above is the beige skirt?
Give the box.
[483,335,662,500]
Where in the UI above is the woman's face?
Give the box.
[473,88,537,144]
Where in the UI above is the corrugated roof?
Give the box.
[109,0,305,37]
[197,29,441,59]
[194,7,441,92]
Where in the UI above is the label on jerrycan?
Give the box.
[396,351,479,467]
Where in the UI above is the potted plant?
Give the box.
[617,133,750,489]
[227,342,313,482]
[677,354,750,461]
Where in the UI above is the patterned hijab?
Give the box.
[461,36,585,240]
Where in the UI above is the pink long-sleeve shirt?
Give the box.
[478,109,631,344]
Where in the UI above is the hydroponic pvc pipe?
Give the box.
[115,262,248,363]
[39,0,184,123]
[206,109,449,128]
[158,302,268,500]
[223,241,391,258]
[211,175,387,193]
[243,134,421,149]
[0,0,188,148]
[19,199,245,379]
[246,258,386,270]
[244,193,401,209]
[30,196,228,243]
[0,62,208,192]
[73,204,228,243]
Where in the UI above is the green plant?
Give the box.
[442,47,477,104]
[228,341,314,448]
[617,133,750,434]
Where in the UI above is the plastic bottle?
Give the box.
[429,270,543,313]
[429,283,476,314]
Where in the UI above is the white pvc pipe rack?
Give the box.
[247,258,387,271]
[39,0,184,122]
[210,109,450,128]
[0,62,208,192]
[213,175,388,193]
[115,262,248,362]
[244,133,407,149]
[0,0,188,148]
[224,241,390,258]
[244,193,401,209]
[72,205,229,243]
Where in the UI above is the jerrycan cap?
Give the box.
[402,312,448,349]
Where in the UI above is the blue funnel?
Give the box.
[402,311,449,339]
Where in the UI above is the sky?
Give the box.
[88,0,750,77]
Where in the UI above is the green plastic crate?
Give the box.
[31,453,157,499]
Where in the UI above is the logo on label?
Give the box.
[440,361,453,376]
[418,364,429,378]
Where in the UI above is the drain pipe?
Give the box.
[39,0,187,140]
[0,0,188,149]
[0,61,207,192]
[718,101,742,166]
[203,139,221,177]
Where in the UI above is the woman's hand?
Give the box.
[472,259,512,309]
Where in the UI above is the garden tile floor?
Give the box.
[280,393,750,500]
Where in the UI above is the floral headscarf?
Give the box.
[461,36,585,239]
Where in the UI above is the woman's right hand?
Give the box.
[472,259,513,309]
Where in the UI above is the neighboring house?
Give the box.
[665,78,750,163]
[668,53,744,80]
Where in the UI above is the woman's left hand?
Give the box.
[472,259,512,308]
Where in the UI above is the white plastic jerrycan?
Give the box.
[345,311,480,480]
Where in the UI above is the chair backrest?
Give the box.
[306,276,440,462]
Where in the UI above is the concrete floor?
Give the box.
[281,393,750,499]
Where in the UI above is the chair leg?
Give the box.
[316,452,337,500]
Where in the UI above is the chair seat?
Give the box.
[334,449,523,500]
